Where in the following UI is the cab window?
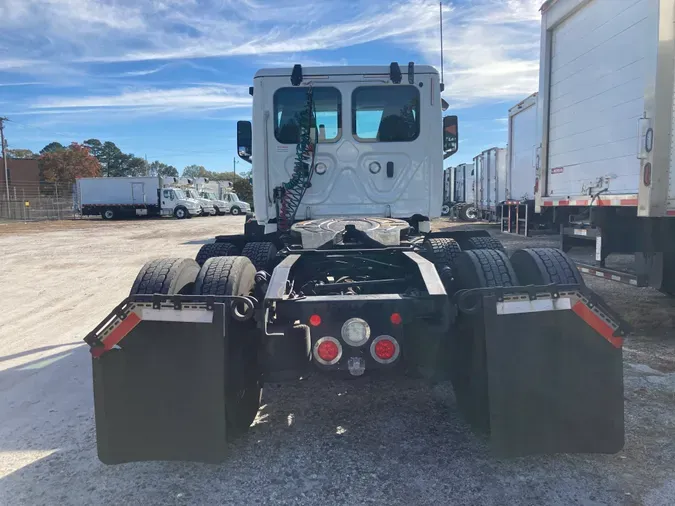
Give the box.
[274,87,341,144]
[352,86,420,142]
[163,189,173,200]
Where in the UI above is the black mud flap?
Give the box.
[456,285,626,457]
[85,296,255,464]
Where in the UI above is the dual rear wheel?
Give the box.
[130,255,261,439]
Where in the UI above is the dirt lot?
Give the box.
[1,217,674,505]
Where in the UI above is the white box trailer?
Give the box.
[474,147,507,220]
[78,176,201,220]
[534,0,675,293]
[453,163,476,204]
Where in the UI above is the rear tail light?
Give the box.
[390,312,402,325]
[370,335,400,364]
[341,318,370,346]
[314,336,342,365]
[309,314,322,327]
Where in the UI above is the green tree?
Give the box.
[40,142,65,154]
[83,139,104,159]
[149,161,178,178]
[182,164,208,178]
[6,148,36,159]
[232,178,253,204]
[39,142,101,183]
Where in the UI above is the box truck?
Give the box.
[78,176,201,220]
[534,0,675,293]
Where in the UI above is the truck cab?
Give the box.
[183,188,216,216]
[159,187,201,219]
[237,64,458,233]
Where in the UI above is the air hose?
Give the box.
[274,87,318,232]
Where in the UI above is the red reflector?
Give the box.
[643,162,652,186]
[309,314,322,326]
[317,340,339,362]
[390,312,402,325]
[374,339,396,360]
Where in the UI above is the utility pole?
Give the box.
[0,117,10,208]
[233,157,239,178]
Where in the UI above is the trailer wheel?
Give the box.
[422,238,462,268]
[459,205,479,222]
[454,249,519,289]
[510,248,584,286]
[102,208,115,220]
[441,204,451,216]
[174,206,188,219]
[195,256,261,436]
[241,241,278,272]
[464,235,505,252]
[130,258,200,296]
[195,242,240,266]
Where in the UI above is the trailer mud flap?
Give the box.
[456,287,626,457]
[85,297,252,464]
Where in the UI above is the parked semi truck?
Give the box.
[443,163,478,221]
[84,63,625,464]
[533,0,675,293]
[473,147,507,222]
[78,176,201,220]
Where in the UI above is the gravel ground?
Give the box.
[1,217,674,505]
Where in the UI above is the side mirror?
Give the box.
[237,121,252,163]
[443,115,458,159]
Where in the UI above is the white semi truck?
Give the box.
[78,176,201,220]
[533,0,675,293]
[84,63,625,464]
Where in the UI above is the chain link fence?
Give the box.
[0,182,79,221]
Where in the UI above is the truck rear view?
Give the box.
[83,63,627,464]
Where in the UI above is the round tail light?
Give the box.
[371,335,400,364]
[341,318,371,347]
[314,336,342,365]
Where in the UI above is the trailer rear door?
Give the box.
[508,94,537,201]
[545,0,652,197]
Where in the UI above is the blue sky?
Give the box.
[0,0,541,172]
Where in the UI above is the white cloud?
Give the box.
[30,85,252,112]
[414,0,541,108]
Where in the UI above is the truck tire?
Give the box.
[230,206,241,216]
[195,242,240,266]
[195,256,261,436]
[464,235,505,252]
[458,205,479,222]
[441,204,451,216]
[174,206,188,219]
[510,248,584,286]
[102,208,115,220]
[422,238,462,268]
[241,241,278,272]
[130,258,200,296]
[454,249,519,289]
[213,205,222,216]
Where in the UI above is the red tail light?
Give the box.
[370,335,400,364]
[390,312,402,325]
[314,336,342,365]
[309,314,322,327]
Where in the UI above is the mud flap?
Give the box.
[457,286,625,457]
[85,297,253,464]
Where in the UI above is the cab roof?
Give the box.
[254,65,439,79]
